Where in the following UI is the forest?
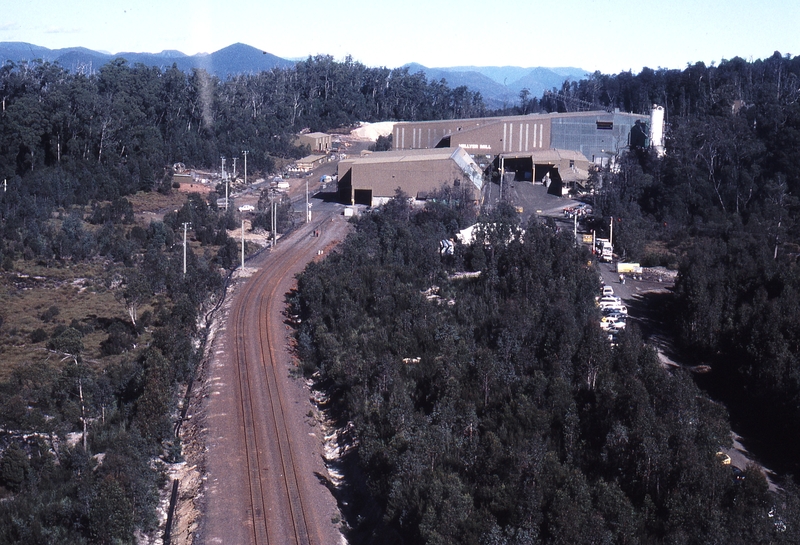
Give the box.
[295,194,800,544]
[0,54,486,543]
[0,49,799,542]
[293,53,800,542]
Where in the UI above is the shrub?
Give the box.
[40,305,60,322]
[101,321,135,356]
[29,328,48,343]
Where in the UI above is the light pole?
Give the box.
[242,150,248,185]
[241,220,245,270]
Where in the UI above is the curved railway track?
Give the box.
[226,213,336,544]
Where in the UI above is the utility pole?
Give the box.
[273,192,277,247]
[242,150,248,185]
[573,212,578,246]
[221,157,228,211]
[232,157,237,179]
[609,216,614,248]
[241,220,245,270]
[499,156,505,203]
[182,222,190,275]
[305,178,310,223]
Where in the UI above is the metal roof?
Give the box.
[341,148,464,165]
[498,149,589,162]
[393,110,647,127]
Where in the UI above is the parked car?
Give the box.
[598,298,623,310]
[602,286,614,297]
[602,304,628,315]
[600,317,626,330]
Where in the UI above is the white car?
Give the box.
[598,297,622,309]
[602,304,628,315]
[600,318,625,331]
[602,286,614,297]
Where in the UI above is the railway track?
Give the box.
[227,213,335,544]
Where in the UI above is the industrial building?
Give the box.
[296,131,332,153]
[290,154,328,173]
[337,147,484,207]
[335,107,665,207]
[496,149,592,195]
[392,107,662,165]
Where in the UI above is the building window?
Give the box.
[596,121,613,130]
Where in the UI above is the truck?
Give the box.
[596,238,613,262]
[617,262,643,274]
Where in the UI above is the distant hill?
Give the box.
[0,41,587,107]
[403,64,589,108]
[0,42,295,78]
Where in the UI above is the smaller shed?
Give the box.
[291,154,328,173]
[297,132,332,153]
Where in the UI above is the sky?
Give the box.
[1,0,798,74]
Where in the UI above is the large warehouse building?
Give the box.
[338,147,484,207]
[337,107,664,206]
[392,108,660,165]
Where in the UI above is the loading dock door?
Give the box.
[501,156,533,181]
[353,189,372,206]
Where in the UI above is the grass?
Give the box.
[0,189,231,382]
[0,260,140,380]
[0,191,183,381]
[127,190,188,216]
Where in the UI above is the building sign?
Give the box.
[459,144,492,150]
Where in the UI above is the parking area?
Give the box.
[483,179,582,223]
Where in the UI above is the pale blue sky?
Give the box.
[1,0,797,74]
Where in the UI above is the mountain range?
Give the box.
[402,63,588,108]
[0,42,295,78]
[0,42,587,108]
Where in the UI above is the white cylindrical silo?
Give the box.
[650,105,665,156]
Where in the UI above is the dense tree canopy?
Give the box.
[296,195,798,543]
[0,56,486,194]
[566,52,800,480]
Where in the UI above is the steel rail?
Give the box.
[230,212,333,544]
